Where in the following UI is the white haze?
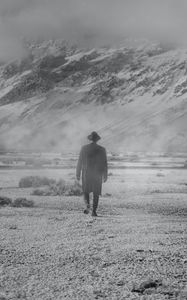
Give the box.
[0,0,187,60]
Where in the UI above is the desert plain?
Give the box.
[0,153,186,300]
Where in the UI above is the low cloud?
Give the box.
[0,0,187,61]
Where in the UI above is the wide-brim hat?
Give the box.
[88,131,101,142]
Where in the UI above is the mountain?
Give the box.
[0,39,187,153]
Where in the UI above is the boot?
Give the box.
[83,193,90,214]
[92,194,99,217]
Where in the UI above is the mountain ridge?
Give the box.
[0,39,187,153]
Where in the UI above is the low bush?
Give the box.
[64,181,82,196]
[32,188,48,196]
[12,198,34,208]
[110,156,123,161]
[103,193,112,198]
[19,176,56,188]
[49,179,67,195]
[32,180,82,196]
[0,196,12,206]
[156,173,165,177]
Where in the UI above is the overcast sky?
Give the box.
[0,0,186,60]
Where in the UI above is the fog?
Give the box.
[0,0,187,60]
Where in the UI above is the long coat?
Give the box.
[76,143,108,195]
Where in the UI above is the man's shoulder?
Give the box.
[82,143,106,152]
[97,144,106,151]
[81,144,90,153]
[95,144,106,154]
[82,144,90,150]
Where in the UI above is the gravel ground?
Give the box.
[0,168,186,299]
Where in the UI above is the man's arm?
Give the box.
[76,147,83,180]
[103,148,108,182]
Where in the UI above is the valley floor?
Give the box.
[0,168,187,299]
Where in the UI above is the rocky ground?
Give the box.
[0,167,187,299]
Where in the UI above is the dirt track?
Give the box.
[0,168,187,299]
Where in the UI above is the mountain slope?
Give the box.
[0,39,187,153]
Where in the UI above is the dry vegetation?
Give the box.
[0,196,12,207]
[11,198,34,208]
[19,176,56,188]
[18,176,82,196]
[0,196,34,208]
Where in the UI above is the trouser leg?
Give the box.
[83,192,90,209]
[93,193,99,215]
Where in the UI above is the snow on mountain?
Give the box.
[0,39,186,153]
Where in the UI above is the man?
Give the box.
[76,131,108,217]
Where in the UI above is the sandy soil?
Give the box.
[0,168,186,299]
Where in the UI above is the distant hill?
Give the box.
[0,39,187,153]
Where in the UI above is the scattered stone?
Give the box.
[93,290,106,299]
[158,242,165,246]
[102,262,116,268]
[98,229,104,233]
[116,280,125,286]
[132,279,162,293]
[9,225,17,230]
[156,173,165,177]
[180,287,187,299]
[137,257,144,262]
[107,235,115,239]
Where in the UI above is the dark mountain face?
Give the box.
[0,39,187,153]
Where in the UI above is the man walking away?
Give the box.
[76,131,108,217]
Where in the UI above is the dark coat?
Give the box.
[76,143,108,195]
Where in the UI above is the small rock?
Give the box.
[132,279,162,293]
[107,235,115,239]
[9,225,17,230]
[93,290,106,299]
[180,287,187,299]
[138,257,144,262]
[116,280,125,286]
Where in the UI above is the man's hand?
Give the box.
[103,175,107,183]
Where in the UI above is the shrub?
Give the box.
[19,176,55,188]
[64,181,82,196]
[0,196,12,206]
[156,173,165,177]
[103,193,112,198]
[32,180,83,196]
[32,188,48,196]
[110,156,122,161]
[48,179,66,195]
[12,198,34,208]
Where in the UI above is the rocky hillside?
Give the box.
[0,39,187,153]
